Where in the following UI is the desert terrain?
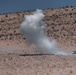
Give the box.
[0,7,76,75]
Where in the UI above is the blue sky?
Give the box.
[0,0,76,14]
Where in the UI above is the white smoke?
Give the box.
[20,9,75,55]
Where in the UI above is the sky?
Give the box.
[0,0,76,14]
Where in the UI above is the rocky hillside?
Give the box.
[0,7,76,75]
[0,7,76,50]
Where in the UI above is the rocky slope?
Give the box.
[0,7,76,75]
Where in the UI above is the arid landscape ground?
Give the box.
[0,7,76,75]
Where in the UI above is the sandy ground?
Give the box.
[0,7,76,75]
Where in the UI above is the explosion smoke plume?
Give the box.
[20,9,75,55]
